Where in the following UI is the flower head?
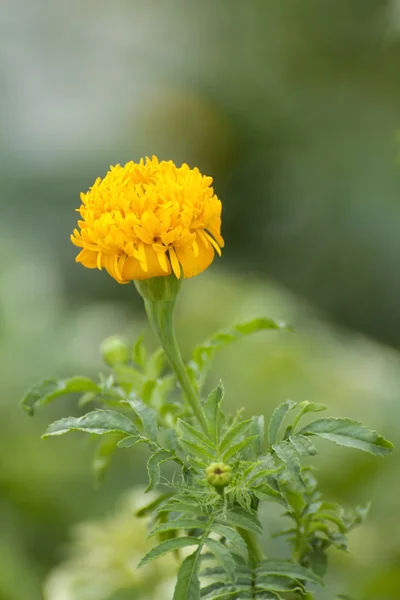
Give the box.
[71,157,224,283]
[206,462,232,488]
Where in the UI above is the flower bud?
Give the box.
[100,336,130,366]
[206,462,232,488]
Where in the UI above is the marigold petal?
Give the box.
[122,246,167,281]
[75,249,98,268]
[204,231,222,256]
[168,247,181,278]
[156,250,171,273]
[176,233,214,278]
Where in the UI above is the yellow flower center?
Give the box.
[71,157,224,283]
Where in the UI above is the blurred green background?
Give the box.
[1,1,400,598]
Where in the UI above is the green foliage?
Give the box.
[21,319,394,600]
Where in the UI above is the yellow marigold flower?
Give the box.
[71,157,224,283]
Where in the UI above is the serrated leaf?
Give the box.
[222,436,258,462]
[173,550,201,600]
[178,419,216,452]
[193,318,293,370]
[162,428,181,454]
[21,377,100,415]
[311,512,347,533]
[289,434,317,456]
[273,441,304,486]
[307,546,328,577]
[141,379,157,403]
[256,575,304,593]
[132,334,147,367]
[200,582,229,599]
[253,483,283,503]
[138,537,200,568]
[205,538,236,582]
[146,347,166,379]
[158,501,207,516]
[221,509,262,535]
[149,519,207,538]
[299,418,394,456]
[180,439,215,463]
[256,561,322,585]
[43,410,137,438]
[268,401,296,446]
[117,433,146,448]
[113,364,145,391]
[220,419,254,453]
[93,434,123,483]
[297,400,328,414]
[204,383,225,442]
[211,524,249,559]
[136,493,173,517]
[253,415,265,455]
[146,450,172,492]
[247,467,281,486]
[125,396,158,441]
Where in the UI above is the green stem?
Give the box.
[238,528,264,565]
[143,297,208,434]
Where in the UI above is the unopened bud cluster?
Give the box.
[206,462,232,488]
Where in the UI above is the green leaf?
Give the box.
[205,538,236,582]
[21,377,100,415]
[222,436,258,462]
[256,561,322,585]
[117,434,146,448]
[272,442,304,486]
[289,434,317,456]
[149,519,207,538]
[297,400,328,414]
[93,434,124,483]
[311,512,347,533]
[138,537,200,568]
[180,440,215,462]
[141,379,157,403]
[193,318,293,371]
[146,450,172,492]
[113,364,145,392]
[299,418,394,456]
[200,583,230,600]
[211,524,249,559]
[221,509,262,535]
[253,483,283,503]
[158,500,207,517]
[43,410,137,438]
[125,396,158,441]
[256,575,304,593]
[219,419,254,453]
[173,550,201,600]
[268,401,296,446]
[247,468,281,485]
[178,419,216,452]
[253,415,265,456]
[146,347,166,379]
[204,383,225,442]
[136,493,173,517]
[132,334,147,367]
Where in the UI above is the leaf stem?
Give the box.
[143,298,208,434]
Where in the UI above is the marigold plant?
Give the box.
[23,158,394,600]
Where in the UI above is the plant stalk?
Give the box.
[238,528,265,565]
[143,297,208,434]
